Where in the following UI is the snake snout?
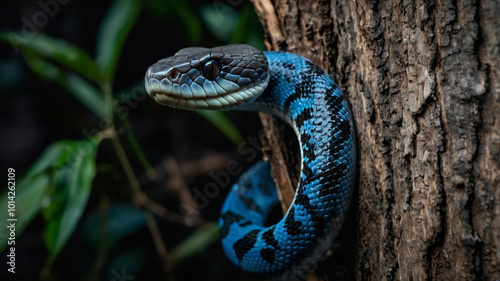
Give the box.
[145,65,179,82]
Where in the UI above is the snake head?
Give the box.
[145,44,269,110]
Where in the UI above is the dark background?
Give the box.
[0,0,266,280]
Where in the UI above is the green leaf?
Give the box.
[39,138,99,266]
[96,0,141,81]
[114,81,147,103]
[196,111,243,144]
[167,0,202,45]
[63,74,107,118]
[0,31,103,84]
[170,222,219,267]
[199,2,239,42]
[0,138,100,254]
[231,5,266,50]
[81,203,147,250]
[22,51,106,118]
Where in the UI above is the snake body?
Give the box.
[145,44,356,279]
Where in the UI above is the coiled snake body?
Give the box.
[145,44,356,279]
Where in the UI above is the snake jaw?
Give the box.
[145,44,269,110]
[145,76,268,109]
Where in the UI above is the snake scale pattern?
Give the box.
[145,44,356,279]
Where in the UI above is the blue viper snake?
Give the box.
[144,44,356,279]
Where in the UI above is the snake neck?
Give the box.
[218,50,356,278]
[232,51,357,275]
[240,51,356,182]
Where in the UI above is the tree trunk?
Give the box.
[251,0,499,280]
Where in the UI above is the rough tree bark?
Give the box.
[250,0,499,280]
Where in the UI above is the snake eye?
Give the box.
[202,60,221,81]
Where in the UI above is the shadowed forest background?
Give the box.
[0,0,268,280]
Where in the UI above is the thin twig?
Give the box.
[133,192,205,226]
[103,79,171,274]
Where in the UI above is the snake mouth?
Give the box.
[145,77,266,110]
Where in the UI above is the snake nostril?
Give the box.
[167,69,180,81]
